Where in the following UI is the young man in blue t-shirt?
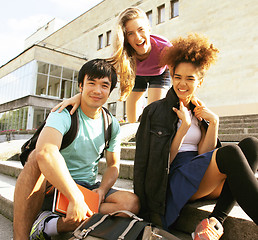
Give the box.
[13,59,140,240]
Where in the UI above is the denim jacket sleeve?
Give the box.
[133,105,152,219]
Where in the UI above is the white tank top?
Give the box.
[177,110,202,152]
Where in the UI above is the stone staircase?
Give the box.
[0,114,258,239]
[218,114,258,142]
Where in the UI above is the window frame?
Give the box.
[170,0,179,19]
[108,102,117,117]
[98,34,104,50]
[146,10,153,27]
[106,30,111,47]
[157,4,165,24]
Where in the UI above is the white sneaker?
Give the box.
[29,211,59,240]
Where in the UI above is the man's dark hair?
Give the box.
[78,59,117,93]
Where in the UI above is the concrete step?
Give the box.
[219,114,258,124]
[218,133,258,142]
[0,214,13,240]
[121,141,136,147]
[121,145,136,160]
[0,160,257,239]
[0,139,136,163]
[219,122,258,129]
[99,158,134,180]
[219,127,258,134]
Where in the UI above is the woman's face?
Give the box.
[172,62,203,106]
[125,17,151,59]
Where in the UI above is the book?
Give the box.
[52,184,99,217]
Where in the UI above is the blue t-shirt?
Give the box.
[45,106,121,184]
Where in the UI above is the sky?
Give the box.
[0,0,103,66]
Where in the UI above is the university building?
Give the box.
[0,0,257,131]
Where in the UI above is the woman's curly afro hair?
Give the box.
[161,33,219,77]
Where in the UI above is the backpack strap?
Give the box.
[100,107,112,158]
[102,106,112,150]
[60,105,79,150]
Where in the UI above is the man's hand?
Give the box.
[92,188,106,206]
[63,193,93,225]
[58,195,92,232]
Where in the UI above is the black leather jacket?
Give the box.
[133,87,221,221]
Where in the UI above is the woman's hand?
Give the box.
[173,101,191,127]
[51,93,81,115]
[192,97,219,124]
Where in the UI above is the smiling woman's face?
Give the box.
[125,17,151,58]
[172,62,203,106]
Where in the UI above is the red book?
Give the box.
[52,184,99,217]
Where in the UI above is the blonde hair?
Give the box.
[161,33,219,79]
[108,7,150,101]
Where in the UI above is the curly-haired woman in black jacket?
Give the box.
[134,33,258,240]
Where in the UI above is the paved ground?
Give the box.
[0,214,13,240]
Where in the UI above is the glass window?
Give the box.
[171,0,179,18]
[0,107,28,131]
[63,67,74,80]
[35,62,78,99]
[158,4,165,24]
[38,62,49,74]
[33,108,50,129]
[72,80,79,96]
[98,34,104,49]
[0,61,36,104]
[48,76,61,97]
[61,80,73,99]
[50,65,62,77]
[106,30,111,46]
[36,74,48,95]
[108,102,116,116]
[146,10,153,26]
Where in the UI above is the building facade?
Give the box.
[0,0,257,131]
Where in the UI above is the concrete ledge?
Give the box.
[0,195,13,221]
[219,133,258,142]
[121,146,136,160]
[0,172,16,221]
[219,114,258,123]
[98,159,134,180]
[0,160,23,178]
[0,139,26,161]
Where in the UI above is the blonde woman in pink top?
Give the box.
[53,8,172,123]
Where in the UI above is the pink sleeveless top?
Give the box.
[136,34,172,76]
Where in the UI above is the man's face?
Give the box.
[80,75,111,110]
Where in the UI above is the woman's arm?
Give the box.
[193,98,219,154]
[169,101,191,163]
[51,93,81,115]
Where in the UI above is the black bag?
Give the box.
[70,210,180,240]
[20,106,112,166]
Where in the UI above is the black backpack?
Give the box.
[20,105,112,166]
